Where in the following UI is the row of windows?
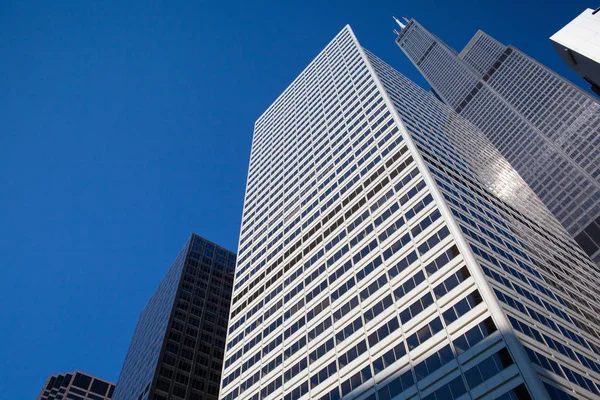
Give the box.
[427,143,595,275]
[251,31,357,155]
[243,82,378,261]
[433,160,600,344]
[252,110,398,270]
[432,157,600,336]
[329,316,500,400]
[474,243,600,343]
[527,347,600,396]
[447,195,600,334]
[508,313,600,376]
[238,130,404,318]
[486,265,600,357]
[222,244,470,398]
[231,121,407,320]
[238,81,391,274]
[225,176,436,364]
[243,99,402,272]
[249,36,360,191]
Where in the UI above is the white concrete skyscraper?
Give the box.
[394,19,600,264]
[220,26,600,400]
[551,8,600,96]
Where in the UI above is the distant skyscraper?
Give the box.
[220,25,600,400]
[113,234,235,400]
[395,19,600,263]
[37,371,115,400]
[551,8,600,95]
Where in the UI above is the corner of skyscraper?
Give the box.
[113,233,236,400]
[395,18,600,266]
[220,24,600,400]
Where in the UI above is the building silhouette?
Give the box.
[113,234,235,400]
[37,371,115,400]
[220,25,600,400]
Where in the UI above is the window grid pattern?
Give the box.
[396,19,600,263]
[114,235,236,400]
[459,30,507,76]
[383,26,600,397]
[37,371,115,400]
[220,26,550,400]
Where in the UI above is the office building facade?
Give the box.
[395,19,600,263]
[551,8,600,95]
[37,371,115,400]
[113,234,235,400]
[220,25,600,400]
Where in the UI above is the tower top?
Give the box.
[393,16,406,29]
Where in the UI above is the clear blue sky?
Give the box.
[0,0,592,397]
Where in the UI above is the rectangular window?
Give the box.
[453,317,497,355]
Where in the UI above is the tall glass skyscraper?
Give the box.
[220,26,600,400]
[113,234,236,400]
[394,19,600,263]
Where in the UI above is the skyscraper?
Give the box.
[220,25,600,400]
[551,8,600,95]
[37,371,115,400]
[395,19,600,263]
[113,234,235,400]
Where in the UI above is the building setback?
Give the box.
[220,25,600,400]
[37,371,115,400]
[112,234,235,400]
[394,19,600,264]
[551,8,600,96]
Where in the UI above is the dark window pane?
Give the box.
[72,373,92,390]
[90,380,109,396]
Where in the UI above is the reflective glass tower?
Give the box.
[113,234,236,400]
[394,19,600,263]
[37,371,115,400]
[220,26,600,400]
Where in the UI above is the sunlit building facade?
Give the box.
[395,19,600,263]
[220,25,600,400]
[113,234,235,400]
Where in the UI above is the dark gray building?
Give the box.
[113,234,235,400]
[37,371,115,400]
[394,19,600,263]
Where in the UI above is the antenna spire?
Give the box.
[393,16,406,29]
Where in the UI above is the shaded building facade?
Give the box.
[37,371,115,400]
[220,25,600,400]
[113,234,235,400]
[394,19,600,263]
